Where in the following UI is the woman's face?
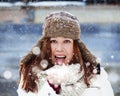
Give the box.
[50,37,74,65]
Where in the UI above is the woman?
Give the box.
[17,11,114,96]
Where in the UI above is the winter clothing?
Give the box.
[43,11,80,40]
[17,64,114,96]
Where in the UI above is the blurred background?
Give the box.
[0,0,120,96]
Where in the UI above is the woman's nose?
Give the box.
[56,43,63,52]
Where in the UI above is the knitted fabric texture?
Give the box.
[43,11,80,40]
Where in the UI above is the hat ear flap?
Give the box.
[20,37,43,65]
[78,41,100,74]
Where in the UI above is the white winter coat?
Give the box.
[17,64,114,96]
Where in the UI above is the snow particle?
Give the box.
[93,68,97,74]
[3,70,12,79]
[40,59,48,69]
[86,62,90,67]
[32,46,40,55]
[96,57,101,63]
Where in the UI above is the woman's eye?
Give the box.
[50,40,57,43]
[64,40,71,43]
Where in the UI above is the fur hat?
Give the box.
[42,11,80,40]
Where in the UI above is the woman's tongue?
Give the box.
[55,56,65,65]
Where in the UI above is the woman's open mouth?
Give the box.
[55,55,66,65]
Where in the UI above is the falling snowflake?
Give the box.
[96,57,101,63]
[93,68,97,74]
[86,62,90,67]
[3,70,12,79]
[54,84,59,88]
[40,59,48,69]
[32,66,41,73]
[111,55,114,59]
[32,46,40,55]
